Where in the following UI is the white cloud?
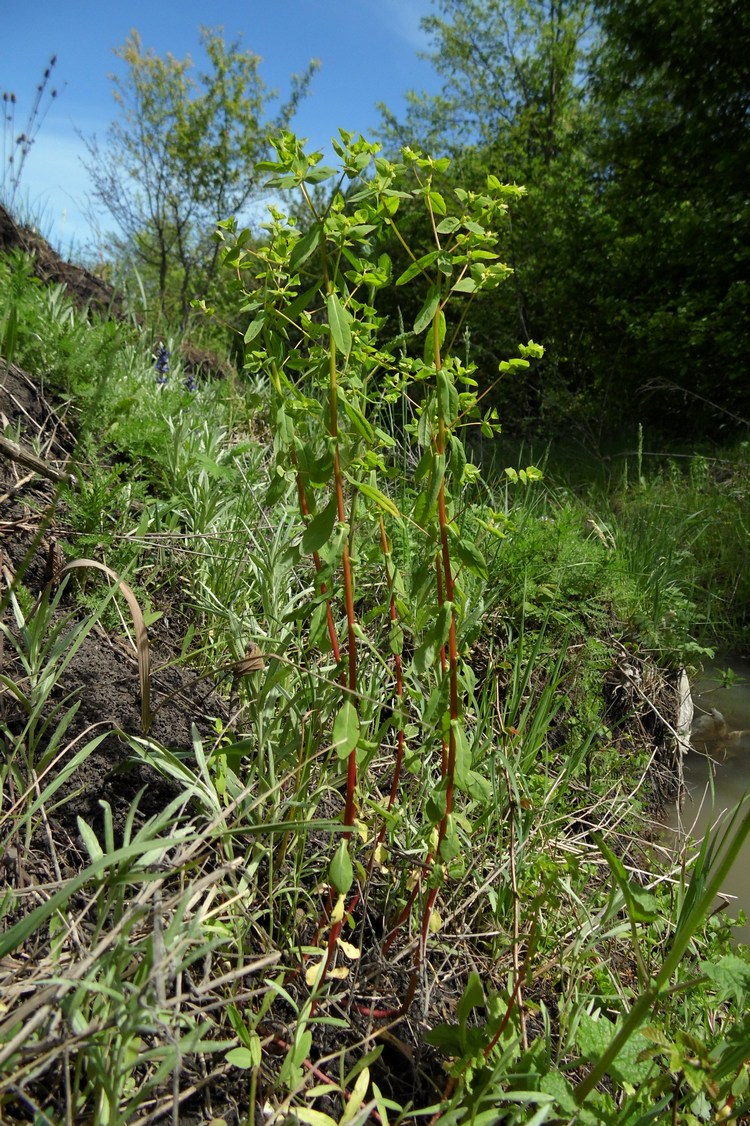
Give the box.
[370,0,434,52]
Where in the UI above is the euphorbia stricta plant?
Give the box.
[217,130,542,996]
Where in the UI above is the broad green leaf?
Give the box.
[301,496,338,555]
[452,535,488,581]
[439,815,462,862]
[426,779,448,824]
[77,817,103,863]
[415,450,445,524]
[451,719,472,790]
[330,840,354,896]
[596,832,658,923]
[413,603,452,675]
[428,190,447,215]
[327,292,352,357]
[243,312,266,343]
[466,770,492,802]
[456,971,485,1028]
[436,216,460,234]
[226,1046,255,1069]
[414,445,433,484]
[423,310,446,364]
[340,1067,370,1126]
[449,434,466,483]
[436,367,458,422]
[389,621,404,655]
[451,277,477,293]
[700,954,750,1007]
[309,600,332,650]
[424,1023,463,1055]
[333,700,360,759]
[305,165,337,184]
[577,1012,654,1085]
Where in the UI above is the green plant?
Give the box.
[218,129,546,999]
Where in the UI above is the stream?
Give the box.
[667,658,750,946]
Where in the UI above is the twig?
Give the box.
[0,433,76,488]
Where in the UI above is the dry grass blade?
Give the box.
[59,558,151,733]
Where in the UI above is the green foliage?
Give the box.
[219,129,546,964]
[376,0,599,436]
[84,27,318,324]
[586,0,750,430]
[377,0,750,440]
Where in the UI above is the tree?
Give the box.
[588,0,750,433]
[376,0,599,435]
[381,0,594,169]
[84,27,317,323]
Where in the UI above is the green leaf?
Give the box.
[414,450,445,526]
[333,700,360,759]
[436,367,458,422]
[428,190,447,215]
[289,222,323,271]
[243,312,266,343]
[301,496,338,555]
[341,394,374,443]
[350,478,401,519]
[327,292,352,356]
[452,535,488,581]
[595,832,659,923]
[451,720,472,791]
[700,954,750,1007]
[413,603,452,674]
[77,816,103,863]
[414,287,440,335]
[423,310,446,364]
[330,840,353,896]
[426,779,448,824]
[576,1013,654,1086]
[539,1072,579,1116]
[305,164,337,184]
[424,1023,464,1054]
[414,446,432,483]
[451,277,477,294]
[310,600,332,650]
[466,770,492,803]
[449,434,466,483]
[389,621,404,655]
[226,1046,256,1070]
[436,215,460,234]
[395,249,440,286]
[456,971,485,1029]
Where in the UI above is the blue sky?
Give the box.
[1,0,441,256]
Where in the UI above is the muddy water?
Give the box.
[667,658,750,946]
